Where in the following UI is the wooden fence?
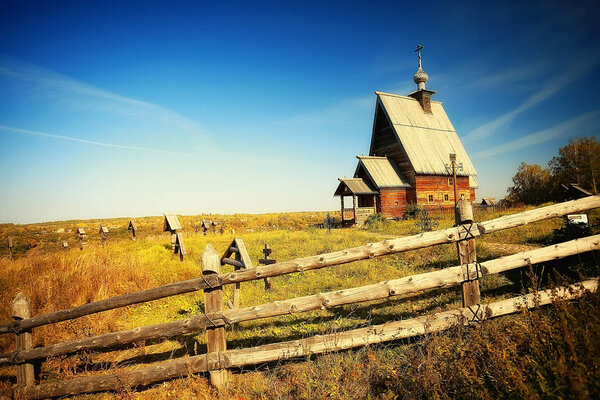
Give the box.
[1,195,600,399]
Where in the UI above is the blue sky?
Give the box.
[1,0,599,223]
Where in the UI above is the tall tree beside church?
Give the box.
[507,163,552,205]
[549,137,600,194]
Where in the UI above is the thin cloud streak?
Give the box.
[471,110,600,159]
[0,125,193,156]
[0,57,205,136]
[465,55,600,141]
[275,95,373,127]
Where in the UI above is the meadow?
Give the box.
[1,206,599,399]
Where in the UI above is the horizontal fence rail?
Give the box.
[2,234,599,365]
[2,195,598,335]
[16,279,598,400]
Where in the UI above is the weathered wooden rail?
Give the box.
[1,195,599,399]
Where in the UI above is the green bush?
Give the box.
[365,213,388,227]
[404,204,425,220]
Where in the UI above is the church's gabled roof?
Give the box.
[355,156,410,188]
[371,91,477,177]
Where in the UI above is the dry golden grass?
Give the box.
[0,207,599,399]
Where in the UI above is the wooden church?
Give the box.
[335,47,478,224]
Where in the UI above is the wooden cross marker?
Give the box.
[7,236,14,259]
[325,213,332,234]
[258,244,276,290]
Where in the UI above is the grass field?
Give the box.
[1,206,599,399]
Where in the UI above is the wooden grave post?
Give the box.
[325,213,332,234]
[164,214,183,257]
[12,293,34,387]
[99,226,109,247]
[201,220,209,236]
[62,240,69,250]
[7,236,14,259]
[455,195,481,307]
[221,238,253,308]
[211,221,217,234]
[174,232,186,261]
[258,244,276,290]
[202,244,227,388]
[128,220,137,241]
[76,228,87,250]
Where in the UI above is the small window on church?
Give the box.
[448,177,454,186]
[428,194,434,202]
[444,194,449,202]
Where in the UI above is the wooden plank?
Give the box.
[3,234,599,365]
[12,293,34,387]
[19,279,598,399]
[1,195,598,335]
[223,279,598,370]
[478,195,600,234]
[234,239,253,268]
[202,244,227,388]
[455,198,480,307]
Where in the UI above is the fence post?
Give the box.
[455,197,481,307]
[12,292,35,387]
[201,244,227,388]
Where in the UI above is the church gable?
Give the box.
[369,101,416,182]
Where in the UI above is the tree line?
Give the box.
[507,137,599,205]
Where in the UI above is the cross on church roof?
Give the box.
[414,44,423,68]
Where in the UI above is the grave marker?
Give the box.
[164,214,185,261]
[221,238,253,309]
[7,236,14,259]
[258,244,276,290]
[76,228,87,250]
[99,226,109,246]
[128,220,137,241]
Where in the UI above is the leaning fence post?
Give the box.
[201,244,227,388]
[12,292,35,387]
[455,196,481,307]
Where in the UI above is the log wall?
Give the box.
[414,174,475,208]
[378,188,407,218]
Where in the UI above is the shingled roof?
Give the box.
[370,91,477,177]
[355,156,410,188]
[334,178,378,196]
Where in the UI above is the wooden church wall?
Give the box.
[378,188,408,218]
[414,175,475,209]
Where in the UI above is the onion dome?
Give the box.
[413,66,428,89]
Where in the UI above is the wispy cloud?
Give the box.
[465,55,600,141]
[0,125,193,155]
[471,110,600,159]
[275,95,373,128]
[0,57,205,136]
